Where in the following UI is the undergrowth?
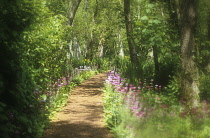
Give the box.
[103,71,210,138]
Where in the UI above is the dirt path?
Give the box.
[42,72,113,138]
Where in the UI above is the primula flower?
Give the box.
[136,111,146,118]
[160,104,169,108]
[130,86,136,90]
[62,77,66,80]
[180,111,188,119]
[169,112,176,116]
[179,99,186,104]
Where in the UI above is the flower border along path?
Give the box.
[42,72,113,138]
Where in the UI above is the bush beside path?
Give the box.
[42,72,113,138]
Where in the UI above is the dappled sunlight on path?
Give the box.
[42,72,113,138]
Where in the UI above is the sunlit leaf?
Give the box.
[141,16,149,20]
[41,94,47,101]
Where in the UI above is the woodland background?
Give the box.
[1,0,210,137]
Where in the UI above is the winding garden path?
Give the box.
[42,72,113,138]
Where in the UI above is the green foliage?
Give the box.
[0,0,35,42]
[200,73,210,101]
[132,0,180,86]
[0,0,99,137]
[0,60,44,138]
[20,11,70,83]
[46,0,69,16]
[103,84,123,129]
[92,58,112,72]
[115,56,153,85]
[103,72,210,138]
[70,59,92,68]
[114,109,210,138]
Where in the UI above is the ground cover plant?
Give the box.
[103,70,210,138]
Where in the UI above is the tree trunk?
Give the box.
[67,0,82,62]
[180,0,200,108]
[68,40,73,58]
[73,36,81,59]
[124,0,138,64]
[98,31,104,58]
[86,31,94,60]
[118,32,124,57]
[83,0,88,58]
[68,0,82,25]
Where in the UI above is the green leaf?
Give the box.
[142,29,147,33]
[141,16,149,20]
[135,22,143,26]
[28,127,32,133]
[12,31,18,37]
[152,20,161,24]
[146,9,151,13]
[0,102,6,108]
[41,94,47,101]
[44,68,49,73]
[147,4,154,8]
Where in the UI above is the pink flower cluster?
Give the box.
[106,71,149,118]
[34,73,73,105]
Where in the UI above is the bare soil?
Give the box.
[42,72,113,138]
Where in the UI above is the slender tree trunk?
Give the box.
[83,0,88,58]
[68,0,82,25]
[86,0,98,60]
[87,31,94,60]
[67,0,82,62]
[98,31,104,58]
[118,32,124,57]
[69,40,73,58]
[73,36,81,59]
[180,0,200,108]
[124,0,138,64]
